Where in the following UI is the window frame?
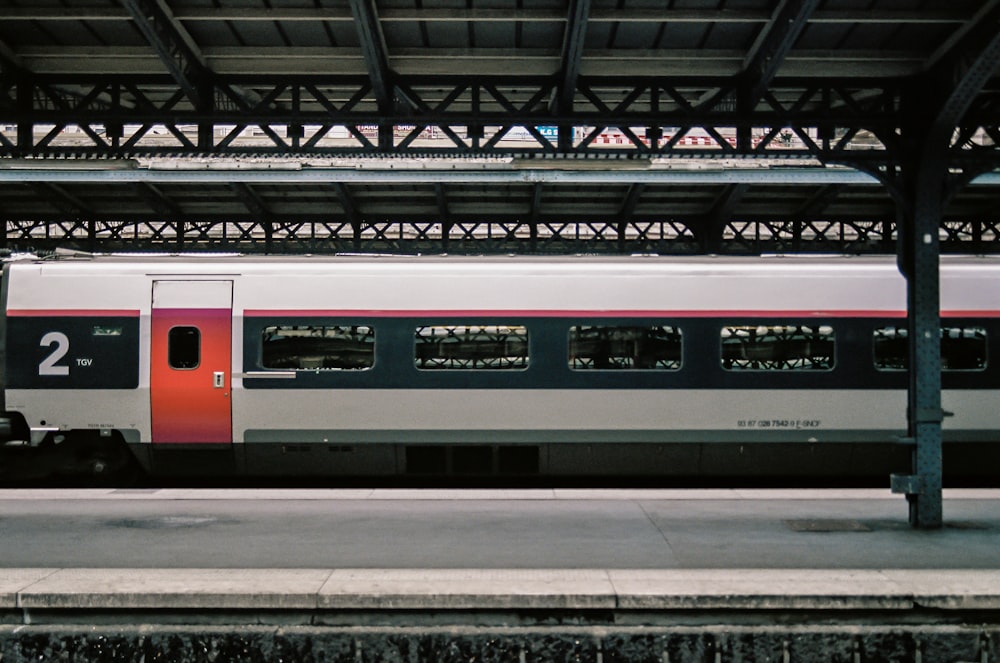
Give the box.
[568,323,683,371]
[260,324,377,372]
[719,323,837,372]
[413,323,531,371]
[873,325,989,373]
[167,325,201,370]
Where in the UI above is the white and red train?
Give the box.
[1,254,998,481]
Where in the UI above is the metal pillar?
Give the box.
[890,155,947,529]
[884,3,1000,528]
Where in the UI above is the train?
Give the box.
[1,253,998,484]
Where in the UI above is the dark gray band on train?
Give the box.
[242,316,1000,391]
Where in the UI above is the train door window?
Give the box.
[721,325,835,371]
[569,325,682,370]
[261,325,375,370]
[415,325,529,370]
[168,326,200,369]
[874,326,987,371]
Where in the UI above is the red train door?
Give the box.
[150,280,233,444]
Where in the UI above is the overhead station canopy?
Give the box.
[0,1,996,159]
[0,156,995,255]
[0,1,997,254]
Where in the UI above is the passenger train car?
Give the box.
[1,254,998,482]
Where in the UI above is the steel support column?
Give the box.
[891,151,946,528]
[886,2,1000,528]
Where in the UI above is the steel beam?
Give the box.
[0,75,994,165]
[120,0,209,108]
[555,0,590,151]
[9,208,994,257]
[740,0,820,107]
[229,182,273,251]
[0,37,24,78]
[699,183,749,253]
[0,164,890,184]
[615,182,644,251]
[30,182,92,217]
[132,182,182,217]
[349,0,393,146]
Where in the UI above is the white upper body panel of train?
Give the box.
[5,253,1000,315]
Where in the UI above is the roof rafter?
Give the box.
[740,0,821,108]
[435,183,451,222]
[793,184,845,218]
[349,0,393,110]
[694,183,750,252]
[229,182,270,218]
[0,36,24,77]
[529,182,544,225]
[31,182,92,216]
[133,182,182,217]
[556,0,590,113]
[0,7,976,24]
[120,0,209,108]
[922,0,1000,141]
[333,183,359,225]
[618,183,644,219]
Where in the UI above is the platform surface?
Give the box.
[1,488,998,611]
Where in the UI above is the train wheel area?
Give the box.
[3,439,999,489]
[1,430,140,487]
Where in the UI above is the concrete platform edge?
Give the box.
[4,568,1000,611]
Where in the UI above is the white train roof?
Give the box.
[6,254,999,317]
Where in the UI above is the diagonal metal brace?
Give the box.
[121,0,209,108]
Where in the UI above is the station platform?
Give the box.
[2,488,999,662]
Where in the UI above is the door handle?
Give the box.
[213,371,225,388]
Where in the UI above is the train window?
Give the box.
[874,326,987,371]
[92,325,122,337]
[168,326,200,369]
[415,325,529,370]
[569,325,682,370]
[721,325,835,371]
[261,325,375,371]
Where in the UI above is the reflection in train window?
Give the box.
[569,325,682,370]
[168,326,200,370]
[262,325,375,370]
[721,325,835,371]
[415,325,529,370]
[874,326,987,371]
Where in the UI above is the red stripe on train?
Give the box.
[9,308,999,318]
[7,309,141,317]
[243,309,919,318]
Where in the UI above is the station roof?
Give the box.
[0,157,996,255]
[0,2,997,254]
[0,1,992,81]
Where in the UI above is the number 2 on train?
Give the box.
[39,331,70,376]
